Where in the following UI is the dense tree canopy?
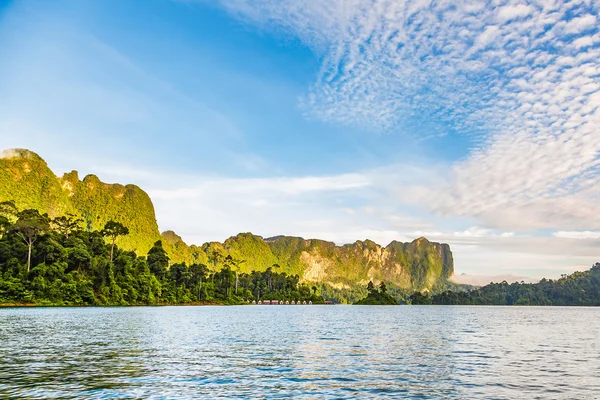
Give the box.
[52,213,83,239]
[0,207,324,306]
[354,280,398,305]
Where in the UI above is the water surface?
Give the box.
[1,306,599,399]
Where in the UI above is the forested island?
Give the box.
[410,264,600,306]
[354,281,398,305]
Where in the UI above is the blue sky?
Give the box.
[1,0,599,282]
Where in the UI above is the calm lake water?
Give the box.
[1,306,599,399]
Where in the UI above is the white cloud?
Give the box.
[452,226,515,238]
[496,4,535,23]
[554,231,600,239]
[148,172,408,246]
[140,159,599,278]
[150,173,370,199]
[572,34,600,49]
[563,14,597,35]
[475,25,501,48]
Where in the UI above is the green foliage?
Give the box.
[0,150,75,218]
[412,265,600,306]
[264,236,453,291]
[224,233,278,274]
[12,210,51,239]
[71,174,159,254]
[52,213,83,239]
[408,291,433,305]
[354,281,398,305]
[101,220,129,262]
[161,230,208,265]
[0,200,18,221]
[147,240,169,279]
[11,209,51,272]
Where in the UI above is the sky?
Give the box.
[1,0,599,282]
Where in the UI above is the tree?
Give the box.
[170,263,190,285]
[217,266,235,299]
[265,267,274,290]
[190,263,208,301]
[367,281,376,294]
[208,249,223,283]
[100,221,129,262]
[0,216,10,237]
[379,281,387,294]
[147,240,170,280]
[225,255,246,294]
[52,213,83,239]
[11,209,50,273]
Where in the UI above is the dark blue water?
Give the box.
[1,306,599,399]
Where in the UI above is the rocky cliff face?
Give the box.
[265,235,453,290]
[194,233,454,291]
[0,149,454,290]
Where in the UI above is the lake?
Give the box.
[1,306,599,399]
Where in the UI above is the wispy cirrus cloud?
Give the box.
[204,0,600,231]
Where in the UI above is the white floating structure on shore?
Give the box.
[249,299,326,305]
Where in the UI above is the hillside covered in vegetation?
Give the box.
[150,232,454,293]
[0,149,160,254]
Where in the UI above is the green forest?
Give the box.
[0,202,323,306]
[410,264,600,306]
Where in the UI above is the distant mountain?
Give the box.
[0,148,454,291]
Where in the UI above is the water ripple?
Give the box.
[0,306,599,399]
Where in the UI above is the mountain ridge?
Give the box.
[159,230,453,291]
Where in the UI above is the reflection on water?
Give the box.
[1,306,599,399]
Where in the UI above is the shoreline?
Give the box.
[3,303,599,308]
[0,302,332,307]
